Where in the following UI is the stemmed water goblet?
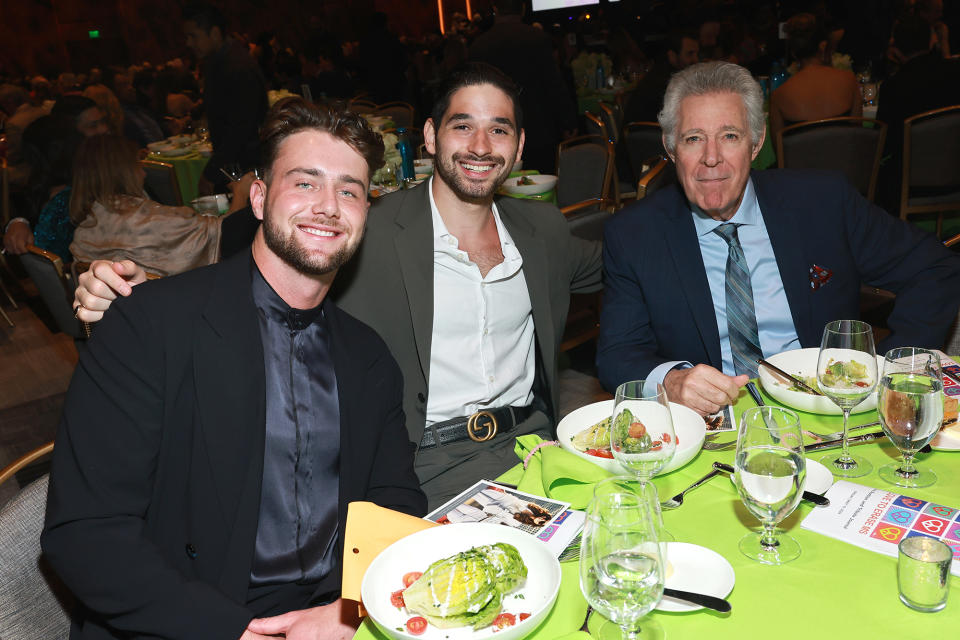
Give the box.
[877,347,943,488]
[734,406,806,565]
[580,477,665,640]
[610,381,677,484]
[817,320,878,477]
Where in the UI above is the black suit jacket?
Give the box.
[42,251,425,640]
[597,169,960,391]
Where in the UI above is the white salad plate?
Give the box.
[658,542,735,612]
[362,523,561,640]
[727,457,833,495]
[758,348,882,415]
[557,400,707,476]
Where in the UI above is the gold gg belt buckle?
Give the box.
[467,410,498,442]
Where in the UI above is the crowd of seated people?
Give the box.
[1,0,957,286]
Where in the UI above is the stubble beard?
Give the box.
[262,209,363,277]
[433,141,512,204]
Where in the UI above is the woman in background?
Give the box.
[769,13,862,143]
[68,134,249,276]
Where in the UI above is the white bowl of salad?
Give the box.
[758,347,882,415]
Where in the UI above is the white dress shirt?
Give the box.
[425,179,535,425]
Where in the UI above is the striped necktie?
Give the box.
[713,222,762,378]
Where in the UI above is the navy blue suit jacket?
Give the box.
[597,169,960,392]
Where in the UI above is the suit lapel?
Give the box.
[753,172,815,347]
[498,197,555,400]
[663,188,723,368]
[193,252,266,541]
[392,186,436,386]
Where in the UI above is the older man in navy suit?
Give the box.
[597,61,960,416]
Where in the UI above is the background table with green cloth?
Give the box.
[147,152,209,206]
[498,386,959,637]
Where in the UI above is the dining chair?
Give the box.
[900,105,960,237]
[348,97,378,113]
[560,291,602,353]
[583,111,609,142]
[376,101,416,130]
[0,473,73,640]
[621,122,665,187]
[556,134,615,212]
[776,117,887,202]
[141,159,183,207]
[0,441,54,488]
[19,246,88,339]
[1,157,9,229]
[636,156,676,200]
[598,103,622,145]
[0,252,16,328]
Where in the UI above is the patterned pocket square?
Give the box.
[809,264,833,290]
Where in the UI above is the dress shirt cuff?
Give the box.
[648,360,693,388]
[4,217,29,233]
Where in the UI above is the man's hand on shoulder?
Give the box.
[244,598,360,640]
[664,364,748,416]
[74,260,148,323]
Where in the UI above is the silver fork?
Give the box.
[702,439,737,451]
[661,463,725,509]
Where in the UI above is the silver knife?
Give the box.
[804,431,886,452]
[713,462,830,506]
[807,430,934,454]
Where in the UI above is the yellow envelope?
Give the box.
[341,501,439,605]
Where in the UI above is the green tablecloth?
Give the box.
[147,152,209,206]
[354,386,958,639]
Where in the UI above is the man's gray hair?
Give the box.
[658,61,765,154]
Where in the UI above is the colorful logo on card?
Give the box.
[872,523,907,543]
[883,507,918,527]
[893,496,927,511]
[923,503,958,520]
[913,514,949,536]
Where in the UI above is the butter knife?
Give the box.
[663,587,731,613]
[757,359,823,396]
[713,462,830,507]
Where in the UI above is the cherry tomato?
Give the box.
[519,613,531,621]
[662,432,672,444]
[650,440,663,451]
[855,381,869,387]
[493,613,517,629]
[390,589,405,608]
[628,421,647,439]
[402,571,423,587]
[406,616,427,635]
[586,448,614,459]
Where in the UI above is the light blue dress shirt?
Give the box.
[648,178,801,384]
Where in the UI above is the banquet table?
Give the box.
[146,151,209,206]
[354,380,959,639]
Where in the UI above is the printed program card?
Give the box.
[801,480,960,576]
[425,480,584,557]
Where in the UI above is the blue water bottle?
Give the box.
[396,128,416,185]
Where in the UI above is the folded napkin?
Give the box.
[497,434,614,511]
[341,501,438,603]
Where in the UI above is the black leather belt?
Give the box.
[419,405,534,450]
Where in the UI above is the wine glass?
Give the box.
[817,320,878,477]
[877,347,944,488]
[610,381,677,484]
[580,477,665,640]
[735,406,806,565]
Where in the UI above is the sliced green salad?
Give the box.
[401,543,528,630]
